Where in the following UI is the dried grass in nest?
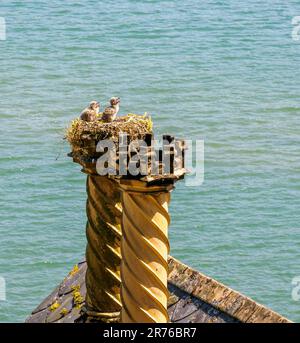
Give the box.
[66,113,153,156]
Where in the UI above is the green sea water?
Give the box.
[0,0,300,322]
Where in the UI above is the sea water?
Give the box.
[0,0,300,322]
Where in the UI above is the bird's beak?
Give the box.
[117,97,120,103]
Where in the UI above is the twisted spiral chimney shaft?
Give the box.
[119,180,172,323]
[85,174,122,322]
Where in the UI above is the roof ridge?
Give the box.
[167,256,292,323]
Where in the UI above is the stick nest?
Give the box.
[66,113,153,156]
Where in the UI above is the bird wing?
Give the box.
[103,107,115,115]
[101,107,116,122]
[80,109,95,122]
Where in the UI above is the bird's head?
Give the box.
[110,97,120,106]
[89,101,100,113]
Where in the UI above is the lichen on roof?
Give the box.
[66,113,153,156]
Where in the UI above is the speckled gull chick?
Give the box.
[101,97,120,123]
[80,101,100,122]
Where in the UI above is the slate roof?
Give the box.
[25,257,291,323]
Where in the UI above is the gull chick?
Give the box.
[80,101,100,122]
[101,97,120,122]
